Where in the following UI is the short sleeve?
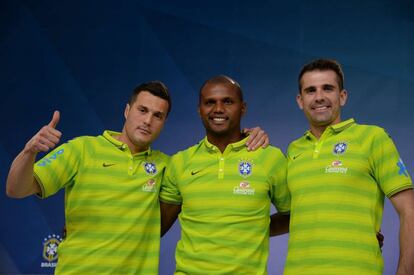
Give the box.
[34,137,83,198]
[270,148,291,213]
[160,153,183,204]
[370,128,413,197]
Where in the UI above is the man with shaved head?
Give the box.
[160,75,290,274]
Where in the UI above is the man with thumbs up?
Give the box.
[6,81,172,275]
[6,80,269,275]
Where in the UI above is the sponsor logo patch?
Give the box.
[397,158,409,177]
[325,160,348,174]
[37,149,64,167]
[142,178,157,192]
[233,181,255,195]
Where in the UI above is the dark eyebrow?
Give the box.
[303,86,316,92]
[154,110,166,117]
[323,84,335,89]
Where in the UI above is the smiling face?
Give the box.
[198,82,246,141]
[119,91,169,153]
[297,69,347,137]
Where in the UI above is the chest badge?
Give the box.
[239,160,253,178]
[333,142,348,155]
[143,162,157,175]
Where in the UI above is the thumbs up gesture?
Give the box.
[24,111,62,154]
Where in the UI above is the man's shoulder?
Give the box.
[59,135,100,148]
[150,150,171,163]
[348,123,390,140]
[172,142,202,158]
[353,123,385,132]
[261,144,285,155]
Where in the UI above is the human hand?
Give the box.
[24,111,62,154]
[243,127,269,151]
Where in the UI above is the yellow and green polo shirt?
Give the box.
[34,130,169,275]
[285,119,413,275]
[160,136,290,275]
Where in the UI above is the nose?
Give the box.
[213,102,224,113]
[143,113,152,125]
[314,89,324,101]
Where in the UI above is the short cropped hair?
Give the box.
[298,59,345,92]
[129,81,171,116]
[199,75,243,103]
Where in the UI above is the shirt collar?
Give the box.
[202,136,249,153]
[102,130,152,156]
[304,118,355,140]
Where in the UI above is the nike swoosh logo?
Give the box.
[191,170,202,175]
[292,153,303,160]
[103,163,116,167]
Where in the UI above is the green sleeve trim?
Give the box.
[387,185,413,198]
[33,171,46,199]
[159,197,182,205]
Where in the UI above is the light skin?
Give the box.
[390,189,414,275]
[297,68,414,274]
[296,70,347,139]
[7,87,268,202]
[6,91,169,198]
[118,91,169,154]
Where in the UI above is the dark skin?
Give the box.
[198,82,246,153]
[160,80,277,236]
[161,81,247,235]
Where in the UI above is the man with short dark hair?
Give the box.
[6,81,172,274]
[284,59,414,274]
[6,80,269,274]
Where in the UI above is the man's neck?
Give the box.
[116,132,149,154]
[206,131,245,153]
[309,125,327,139]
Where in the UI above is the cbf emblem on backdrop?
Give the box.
[41,234,63,268]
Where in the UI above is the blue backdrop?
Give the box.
[1,1,413,274]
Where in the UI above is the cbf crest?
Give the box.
[238,159,253,178]
[333,142,348,155]
[143,162,157,175]
[41,234,63,268]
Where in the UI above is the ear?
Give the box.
[241,102,247,116]
[340,89,348,107]
[124,103,130,120]
[296,94,304,110]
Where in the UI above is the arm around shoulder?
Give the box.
[390,188,414,275]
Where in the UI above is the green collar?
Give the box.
[202,135,249,153]
[102,130,152,156]
[305,118,355,139]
